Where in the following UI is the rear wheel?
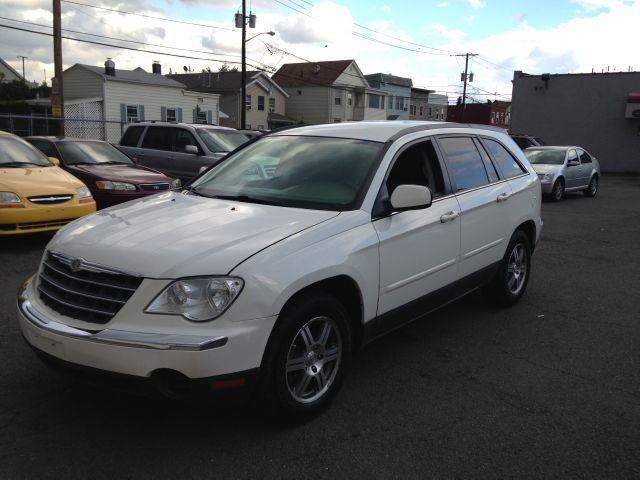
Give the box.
[584,175,598,197]
[260,292,351,423]
[491,230,531,307]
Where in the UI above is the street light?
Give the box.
[235,1,274,129]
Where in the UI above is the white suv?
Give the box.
[18,121,542,421]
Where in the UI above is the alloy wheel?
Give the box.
[506,243,528,295]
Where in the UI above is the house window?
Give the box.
[419,106,423,116]
[335,94,342,106]
[268,97,276,113]
[166,108,177,122]
[245,94,252,110]
[395,97,402,110]
[347,92,353,106]
[368,94,382,109]
[126,105,139,123]
[258,96,265,111]
[410,105,416,115]
[403,98,408,111]
[428,107,433,117]
[196,111,207,124]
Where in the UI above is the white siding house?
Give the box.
[62,61,220,142]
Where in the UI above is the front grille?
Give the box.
[139,183,170,192]
[38,252,143,324]
[28,194,73,204]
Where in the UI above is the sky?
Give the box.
[0,0,638,104]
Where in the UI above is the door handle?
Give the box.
[440,211,459,223]
[497,192,512,202]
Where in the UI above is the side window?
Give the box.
[438,136,489,191]
[578,149,592,163]
[174,129,198,153]
[120,126,145,147]
[567,149,579,164]
[474,139,499,182]
[483,138,526,179]
[141,126,172,151]
[258,96,265,111]
[386,140,445,198]
[29,140,57,158]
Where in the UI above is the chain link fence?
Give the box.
[0,114,126,143]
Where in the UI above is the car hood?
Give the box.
[67,164,172,183]
[0,165,85,196]
[531,164,562,174]
[46,191,339,278]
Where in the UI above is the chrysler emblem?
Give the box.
[70,258,83,272]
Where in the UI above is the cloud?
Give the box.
[468,0,485,9]
[422,23,467,41]
[274,2,354,44]
[436,2,449,7]
[513,13,528,24]
[382,5,392,11]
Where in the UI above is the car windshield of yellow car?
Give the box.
[1,136,52,167]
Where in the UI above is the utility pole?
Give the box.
[52,0,65,135]
[17,55,27,83]
[235,0,256,129]
[455,53,477,122]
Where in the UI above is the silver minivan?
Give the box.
[118,122,249,183]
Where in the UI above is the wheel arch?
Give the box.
[260,275,365,368]
[514,220,537,253]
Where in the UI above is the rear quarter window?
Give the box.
[120,126,145,147]
[438,136,490,191]
[483,138,526,179]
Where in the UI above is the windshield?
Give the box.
[0,136,52,167]
[524,149,566,165]
[58,141,134,165]
[196,128,249,152]
[190,135,384,211]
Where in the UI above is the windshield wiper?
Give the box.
[1,161,47,167]
[211,194,291,207]
[181,185,207,197]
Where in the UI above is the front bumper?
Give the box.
[0,201,95,235]
[18,276,277,380]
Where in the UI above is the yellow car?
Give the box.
[0,131,96,235]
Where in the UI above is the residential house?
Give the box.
[447,100,508,127]
[62,60,220,142]
[426,93,448,121]
[409,87,433,120]
[364,73,413,120]
[511,70,640,172]
[0,58,25,83]
[271,60,387,124]
[167,70,289,130]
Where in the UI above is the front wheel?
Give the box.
[550,179,564,202]
[491,231,532,307]
[260,292,351,423]
[584,175,598,197]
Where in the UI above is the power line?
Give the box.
[61,0,238,32]
[0,23,269,70]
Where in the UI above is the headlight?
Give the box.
[75,186,92,198]
[145,277,244,322]
[171,178,182,189]
[537,173,553,183]
[95,181,136,191]
[0,191,21,203]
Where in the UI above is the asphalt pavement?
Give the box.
[1,175,639,479]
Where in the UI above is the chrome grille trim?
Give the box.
[38,251,143,324]
[139,183,170,192]
[28,194,73,204]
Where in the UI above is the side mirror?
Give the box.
[185,145,198,154]
[47,156,60,166]
[390,184,432,211]
[567,159,579,167]
[199,165,208,174]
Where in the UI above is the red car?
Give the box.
[25,137,181,209]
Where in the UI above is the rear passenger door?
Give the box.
[374,139,461,317]
[436,135,512,280]
[576,148,593,187]
[137,126,173,174]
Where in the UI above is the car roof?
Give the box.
[270,121,507,143]
[128,122,238,132]
[25,136,108,144]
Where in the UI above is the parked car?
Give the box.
[18,121,542,421]
[0,131,96,235]
[25,137,181,209]
[524,146,600,201]
[118,122,250,183]
[510,134,545,150]
[238,129,267,140]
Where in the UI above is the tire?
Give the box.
[491,230,532,307]
[584,175,598,197]
[550,178,564,202]
[260,291,352,423]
